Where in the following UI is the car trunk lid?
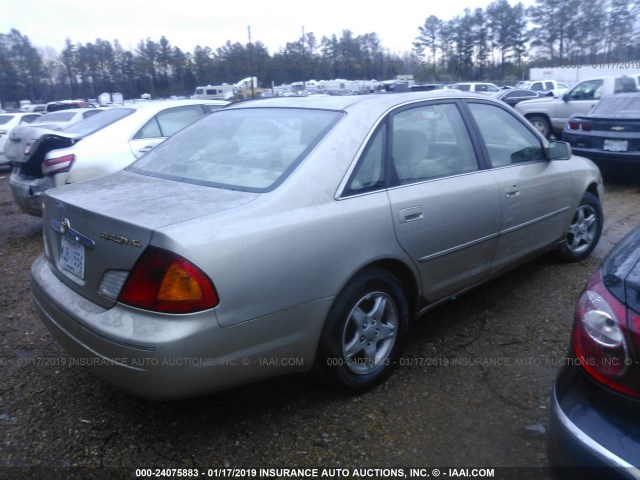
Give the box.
[42,170,259,309]
[7,127,80,178]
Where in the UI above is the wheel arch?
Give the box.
[525,112,551,122]
[586,182,600,200]
[342,258,420,320]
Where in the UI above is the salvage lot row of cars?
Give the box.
[2,87,640,478]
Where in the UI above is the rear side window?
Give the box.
[345,126,386,196]
[22,115,40,123]
[134,105,206,139]
[391,103,478,184]
[82,110,103,119]
[0,115,13,125]
[130,108,343,192]
[468,103,545,166]
[614,77,639,93]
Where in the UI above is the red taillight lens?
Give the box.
[568,122,579,130]
[573,271,640,397]
[42,154,75,176]
[119,246,219,314]
[581,122,592,132]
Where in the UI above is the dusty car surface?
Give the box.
[549,225,640,480]
[31,92,604,399]
[8,99,228,216]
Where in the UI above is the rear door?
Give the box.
[129,104,208,158]
[385,101,501,302]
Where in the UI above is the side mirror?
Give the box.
[562,93,570,102]
[548,140,572,160]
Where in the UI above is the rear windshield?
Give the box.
[63,107,135,136]
[593,95,640,116]
[129,107,343,192]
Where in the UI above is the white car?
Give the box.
[451,82,500,94]
[0,112,42,165]
[8,99,229,215]
[28,108,105,131]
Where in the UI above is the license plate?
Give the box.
[603,139,628,152]
[60,236,85,279]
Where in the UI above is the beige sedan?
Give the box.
[31,92,603,399]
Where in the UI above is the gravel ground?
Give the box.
[0,164,639,480]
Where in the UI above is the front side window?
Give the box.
[130,108,343,192]
[569,80,604,101]
[468,102,545,167]
[391,103,478,184]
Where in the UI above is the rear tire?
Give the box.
[555,192,603,263]
[314,267,409,392]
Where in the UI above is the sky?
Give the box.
[1,0,533,59]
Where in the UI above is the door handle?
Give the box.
[138,145,154,154]
[505,186,520,198]
[399,206,423,223]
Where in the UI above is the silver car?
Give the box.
[31,92,604,399]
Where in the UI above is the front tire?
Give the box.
[528,115,551,139]
[556,192,603,262]
[315,268,409,392]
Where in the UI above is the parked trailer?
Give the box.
[529,63,640,86]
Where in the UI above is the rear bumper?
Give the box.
[568,147,640,166]
[30,255,330,399]
[548,364,640,480]
[9,170,52,216]
[0,152,10,166]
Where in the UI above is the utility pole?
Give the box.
[301,25,305,90]
[247,25,255,98]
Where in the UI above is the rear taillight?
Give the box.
[42,154,74,176]
[567,121,592,131]
[573,271,640,397]
[119,246,219,314]
[24,138,37,155]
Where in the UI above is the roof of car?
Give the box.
[226,91,489,113]
[110,99,229,113]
